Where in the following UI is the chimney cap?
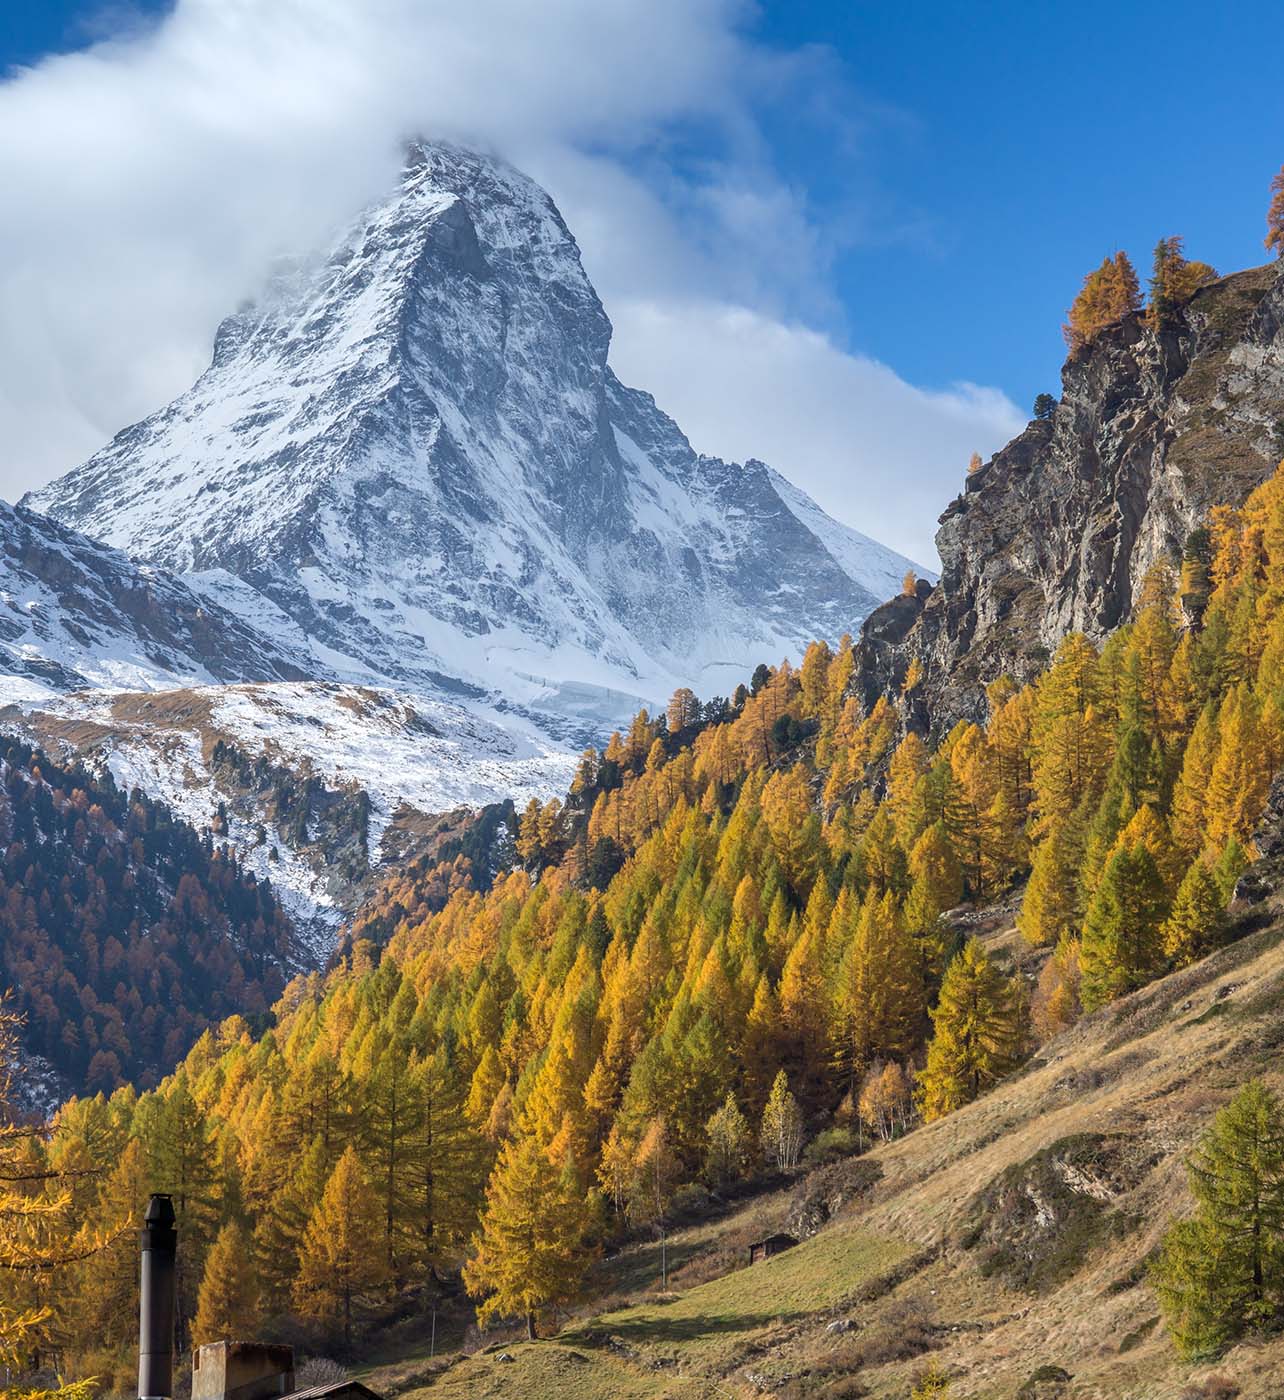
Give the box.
[145,1194,177,1227]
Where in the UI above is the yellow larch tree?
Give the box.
[293,1145,389,1348]
[464,1133,593,1340]
[193,1221,259,1344]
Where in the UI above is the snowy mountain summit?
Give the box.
[29,142,922,730]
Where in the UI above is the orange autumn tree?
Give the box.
[1267,163,1284,258]
[1063,251,1142,350]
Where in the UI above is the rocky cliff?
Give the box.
[852,259,1284,730]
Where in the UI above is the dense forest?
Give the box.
[0,741,296,1093]
[5,451,1282,1382]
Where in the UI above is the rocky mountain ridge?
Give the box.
[853,259,1284,730]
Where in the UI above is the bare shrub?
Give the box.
[1182,1376,1240,1400]
[295,1358,349,1389]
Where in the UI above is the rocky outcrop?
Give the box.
[1235,771,1284,906]
[852,260,1284,732]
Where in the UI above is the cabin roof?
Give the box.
[284,1383,383,1400]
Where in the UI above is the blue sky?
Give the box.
[750,0,1284,411]
[0,2,1280,560]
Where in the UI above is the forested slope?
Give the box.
[11,454,1284,1387]
[0,740,297,1097]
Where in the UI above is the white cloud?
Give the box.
[0,0,1022,565]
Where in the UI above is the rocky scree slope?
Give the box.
[852,260,1284,733]
[28,142,922,731]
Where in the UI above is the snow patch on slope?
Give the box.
[13,682,574,958]
[767,467,936,600]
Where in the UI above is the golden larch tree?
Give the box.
[463,1133,592,1340]
[193,1221,259,1345]
[1268,163,1284,258]
[293,1145,389,1349]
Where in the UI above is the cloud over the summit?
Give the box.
[0,0,1022,561]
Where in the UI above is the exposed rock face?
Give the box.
[0,498,305,695]
[959,1133,1158,1295]
[852,261,1284,731]
[27,142,924,732]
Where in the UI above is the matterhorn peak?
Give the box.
[28,141,923,731]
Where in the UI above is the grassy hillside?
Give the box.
[379,871,1284,1399]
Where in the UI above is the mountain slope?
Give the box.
[2,681,575,955]
[0,497,305,698]
[850,260,1284,731]
[0,736,299,1105]
[420,890,1284,1400]
[28,142,925,726]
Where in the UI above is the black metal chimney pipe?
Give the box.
[138,1193,177,1400]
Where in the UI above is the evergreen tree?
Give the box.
[1152,1082,1284,1358]
[1078,845,1167,1011]
[463,1134,592,1340]
[918,940,1025,1122]
[193,1221,259,1345]
[1147,236,1216,331]
[1213,837,1249,904]
[1162,859,1227,967]
[252,1135,329,1318]
[402,1046,485,1272]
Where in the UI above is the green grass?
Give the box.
[400,1343,706,1400]
[570,1222,908,1374]
[397,1225,906,1397]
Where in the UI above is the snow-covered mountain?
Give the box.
[0,496,304,699]
[4,681,575,954]
[29,142,923,730]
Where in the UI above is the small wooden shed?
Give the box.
[747,1232,798,1265]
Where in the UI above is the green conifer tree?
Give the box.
[1079,845,1167,1010]
[917,939,1025,1121]
[1152,1082,1284,1358]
